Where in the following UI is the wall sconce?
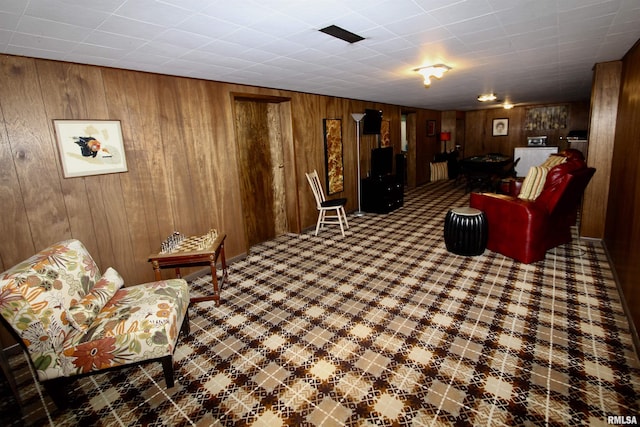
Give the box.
[414,64,451,87]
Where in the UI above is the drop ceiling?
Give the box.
[1,0,639,111]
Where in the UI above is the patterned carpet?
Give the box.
[3,181,640,426]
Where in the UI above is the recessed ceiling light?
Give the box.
[319,25,365,44]
[477,93,497,102]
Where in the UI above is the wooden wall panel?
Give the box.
[101,69,159,278]
[0,96,33,271]
[582,61,621,239]
[2,54,434,287]
[34,62,101,261]
[605,41,640,334]
[464,103,588,158]
[1,57,70,254]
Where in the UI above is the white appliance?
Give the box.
[514,146,558,177]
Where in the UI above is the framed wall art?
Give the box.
[492,118,509,136]
[323,118,344,194]
[53,120,127,178]
[380,120,390,147]
[524,106,568,130]
[427,120,436,136]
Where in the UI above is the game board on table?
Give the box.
[149,229,228,306]
[160,229,219,254]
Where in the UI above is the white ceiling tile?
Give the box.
[98,15,165,40]
[154,28,212,50]
[25,0,110,28]
[9,32,78,52]
[175,14,241,38]
[83,31,147,51]
[0,11,21,30]
[70,43,124,60]
[5,44,71,60]
[1,0,639,110]
[0,0,27,15]
[0,29,11,46]
[115,0,194,27]
[16,16,88,41]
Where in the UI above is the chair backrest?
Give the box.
[305,170,326,208]
[536,162,595,219]
[0,239,101,379]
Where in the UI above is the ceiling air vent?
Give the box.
[319,25,364,44]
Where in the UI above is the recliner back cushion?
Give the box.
[536,160,589,215]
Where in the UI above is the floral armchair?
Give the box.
[0,239,190,407]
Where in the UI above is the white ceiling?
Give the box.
[1,0,639,111]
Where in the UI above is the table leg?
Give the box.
[220,241,228,281]
[209,254,220,306]
[152,260,162,281]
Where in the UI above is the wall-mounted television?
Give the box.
[370,146,393,178]
[363,109,382,135]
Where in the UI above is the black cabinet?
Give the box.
[361,175,403,214]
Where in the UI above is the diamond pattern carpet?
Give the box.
[3,181,640,426]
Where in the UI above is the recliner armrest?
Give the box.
[469,192,550,263]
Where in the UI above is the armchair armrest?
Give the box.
[469,192,550,263]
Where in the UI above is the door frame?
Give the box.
[231,93,300,251]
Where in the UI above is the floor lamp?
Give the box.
[352,113,366,216]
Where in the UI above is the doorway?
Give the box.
[233,96,294,249]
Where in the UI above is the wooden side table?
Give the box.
[148,232,228,305]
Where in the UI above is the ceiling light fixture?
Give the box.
[503,102,514,109]
[414,64,451,87]
[477,93,497,102]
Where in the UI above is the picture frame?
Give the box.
[323,118,344,194]
[427,120,436,136]
[380,120,390,147]
[53,120,127,178]
[492,118,509,136]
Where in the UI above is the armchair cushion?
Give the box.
[68,267,124,331]
[430,161,448,181]
[63,280,188,375]
[517,166,549,200]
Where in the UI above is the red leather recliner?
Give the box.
[469,150,595,264]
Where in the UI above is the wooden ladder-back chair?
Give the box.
[305,170,349,236]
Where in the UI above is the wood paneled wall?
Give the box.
[463,102,590,158]
[583,61,621,239]
[0,55,439,286]
[605,40,640,335]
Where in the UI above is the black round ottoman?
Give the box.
[444,207,488,256]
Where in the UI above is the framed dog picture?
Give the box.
[53,120,127,178]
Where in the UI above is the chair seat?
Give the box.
[320,198,347,208]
